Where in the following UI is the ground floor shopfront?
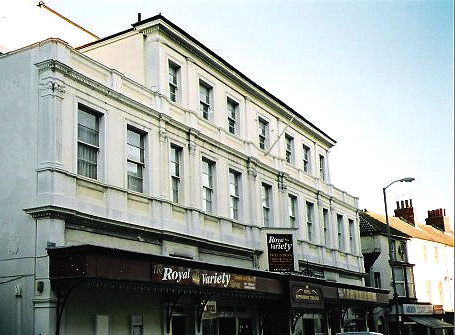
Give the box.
[44,245,389,335]
[384,302,454,335]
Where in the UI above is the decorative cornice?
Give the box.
[23,205,256,258]
[34,59,159,119]
[150,23,335,147]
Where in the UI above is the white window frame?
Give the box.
[285,134,294,164]
[168,61,180,103]
[323,208,329,245]
[337,214,344,250]
[126,126,145,193]
[170,144,182,203]
[199,80,213,121]
[349,218,356,253]
[288,194,297,228]
[77,104,100,180]
[319,154,326,182]
[303,144,311,173]
[306,201,314,241]
[227,97,239,135]
[262,183,272,227]
[258,117,269,150]
[201,157,215,213]
[393,266,406,297]
[229,169,241,220]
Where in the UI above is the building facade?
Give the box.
[361,202,454,335]
[0,15,387,335]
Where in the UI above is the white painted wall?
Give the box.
[407,238,454,312]
[0,21,365,333]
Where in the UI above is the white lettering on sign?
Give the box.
[268,236,293,252]
[201,272,231,287]
[162,267,191,283]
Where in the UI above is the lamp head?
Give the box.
[400,177,415,183]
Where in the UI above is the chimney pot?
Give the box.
[444,209,446,216]
[138,13,141,22]
[405,200,409,208]
[410,199,413,207]
[396,201,400,209]
[401,200,405,208]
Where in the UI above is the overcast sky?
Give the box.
[10,0,455,226]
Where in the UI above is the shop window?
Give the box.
[131,315,143,335]
[171,315,186,335]
[238,318,253,335]
[95,315,109,335]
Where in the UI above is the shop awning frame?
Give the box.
[408,316,454,329]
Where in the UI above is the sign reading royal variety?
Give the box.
[151,264,256,290]
[267,234,294,272]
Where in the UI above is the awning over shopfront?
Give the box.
[47,244,285,300]
[408,316,454,329]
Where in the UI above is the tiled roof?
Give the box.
[359,212,409,238]
[366,211,454,247]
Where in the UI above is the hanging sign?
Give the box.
[267,234,294,272]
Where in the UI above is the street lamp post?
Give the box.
[383,177,415,335]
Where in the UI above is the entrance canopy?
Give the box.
[408,316,454,329]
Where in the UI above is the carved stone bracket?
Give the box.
[187,128,199,155]
[39,79,66,98]
[278,172,288,191]
[247,158,257,179]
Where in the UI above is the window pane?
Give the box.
[78,109,98,130]
[393,267,405,281]
[77,143,97,179]
[396,283,406,297]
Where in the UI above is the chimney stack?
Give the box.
[394,199,415,226]
[426,208,451,233]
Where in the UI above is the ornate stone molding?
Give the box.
[39,79,66,98]
[35,59,158,118]
[247,158,258,179]
[187,128,199,155]
[277,172,288,191]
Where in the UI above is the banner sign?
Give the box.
[433,305,444,314]
[267,234,294,272]
[338,288,378,302]
[402,304,433,315]
[151,264,256,290]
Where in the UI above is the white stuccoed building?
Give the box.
[0,14,388,335]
